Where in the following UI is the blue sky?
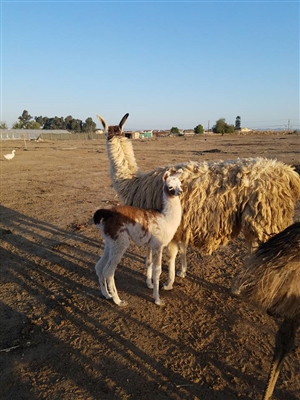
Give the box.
[1,1,299,130]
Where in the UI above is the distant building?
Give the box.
[240,127,252,133]
[124,131,140,139]
[183,129,195,136]
[139,130,153,139]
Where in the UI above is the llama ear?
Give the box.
[97,115,108,131]
[119,113,129,130]
[163,170,171,181]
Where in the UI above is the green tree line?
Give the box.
[170,117,238,135]
[1,111,241,134]
[1,110,97,133]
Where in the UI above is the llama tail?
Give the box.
[93,209,114,225]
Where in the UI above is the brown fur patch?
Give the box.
[107,126,124,141]
[99,205,160,240]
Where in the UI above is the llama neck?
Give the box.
[161,191,182,225]
[106,136,139,183]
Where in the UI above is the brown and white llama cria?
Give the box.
[232,222,300,400]
[97,113,300,291]
[93,169,183,306]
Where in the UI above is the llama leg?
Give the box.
[105,272,127,306]
[250,239,259,254]
[152,248,164,305]
[262,318,297,400]
[95,245,112,299]
[163,241,178,290]
[177,243,187,278]
[146,247,153,289]
[242,226,259,254]
[103,238,129,306]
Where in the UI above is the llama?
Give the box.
[232,222,300,400]
[93,169,183,306]
[97,113,300,290]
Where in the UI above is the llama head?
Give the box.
[163,169,183,197]
[97,113,129,140]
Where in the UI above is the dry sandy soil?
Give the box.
[0,133,299,400]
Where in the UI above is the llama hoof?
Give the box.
[146,279,154,289]
[231,286,241,296]
[163,283,173,291]
[154,298,165,306]
[176,270,186,278]
[117,300,128,307]
[147,283,154,289]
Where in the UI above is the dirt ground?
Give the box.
[0,133,299,400]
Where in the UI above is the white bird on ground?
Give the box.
[3,150,16,160]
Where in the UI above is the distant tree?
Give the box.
[194,124,204,134]
[35,116,48,128]
[235,116,241,130]
[13,119,40,129]
[0,121,8,129]
[170,127,180,134]
[43,116,65,130]
[51,116,64,130]
[69,118,83,132]
[27,120,41,129]
[43,118,54,130]
[12,121,23,129]
[18,110,32,128]
[17,112,93,132]
[212,118,235,134]
[227,124,235,134]
[213,118,226,134]
[64,115,73,130]
[42,115,83,131]
[83,117,96,133]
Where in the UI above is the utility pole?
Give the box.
[208,120,210,132]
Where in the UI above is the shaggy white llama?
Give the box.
[93,169,183,306]
[232,222,300,400]
[98,113,300,290]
